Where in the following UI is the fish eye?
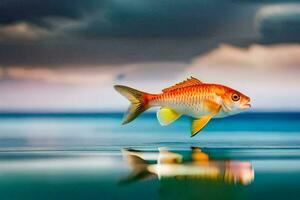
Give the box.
[231,93,240,101]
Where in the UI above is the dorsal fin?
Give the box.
[162,77,203,92]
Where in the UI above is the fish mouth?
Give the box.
[241,98,251,109]
[241,103,251,109]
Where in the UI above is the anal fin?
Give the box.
[157,107,181,126]
[191,116,213,137]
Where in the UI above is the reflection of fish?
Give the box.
[114,77,250,136]
[121,147,254,186]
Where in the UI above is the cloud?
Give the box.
[190,43,300,68]
[74,0,258,38]
[255,4,300,42]
[0,0,105,26]
[0,22,50,41]
[185,44,300,110]
[0,0,259,40]
[0,38,219,66]
[0,66,116,85]
[0,61,186,85]
[1,0,300,43]
[4,0,300,67]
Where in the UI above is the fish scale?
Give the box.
[150,85,216,117]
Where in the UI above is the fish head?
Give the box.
[221,87,251,114]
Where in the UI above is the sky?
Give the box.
[0,0,300,112]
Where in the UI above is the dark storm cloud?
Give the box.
[76,0,248,38]
[0,0,256,38]
[256,4,300,43]
[0,0,298,39]
[0,0,299,66]
[0,0,106,27]
[0,38,216,66]
[0,0,259,66]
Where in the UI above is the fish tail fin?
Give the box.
[114,85,151,124]
[119,149,154,185]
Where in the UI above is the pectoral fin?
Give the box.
[157,107,181,126]
[191,100,221,137]
[191,116,214,137]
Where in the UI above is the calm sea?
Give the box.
[0,112,299,200]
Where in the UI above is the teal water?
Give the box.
[0,112,299,200]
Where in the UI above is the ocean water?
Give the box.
[0,112,299,200]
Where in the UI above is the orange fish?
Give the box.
[114,77,251,137]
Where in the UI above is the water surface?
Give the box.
[0,112,299,200]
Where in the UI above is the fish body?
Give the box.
[149,83,247,118]
[114,77,251,136]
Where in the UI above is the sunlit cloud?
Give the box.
[0,61,186,86]
[1,66,114,85]
[0,22,50,41]
[190,43,300,68]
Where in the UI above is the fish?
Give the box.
[114,77,251,137]
[120,147,254,186]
